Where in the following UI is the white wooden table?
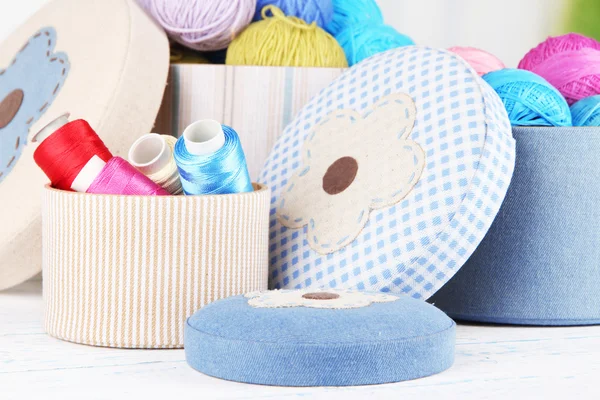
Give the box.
[2,279,599,400]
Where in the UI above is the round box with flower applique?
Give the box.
[260,46,516,299]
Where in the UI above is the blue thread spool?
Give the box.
[174,120,253,195]
[570,95,600,126]
[336,23,414,66]
[482,68,572,127]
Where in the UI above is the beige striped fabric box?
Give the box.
[43,184,271,348]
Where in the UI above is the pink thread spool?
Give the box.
[86,157,169,196]
[519,33,600,104]
[448,46,505,76]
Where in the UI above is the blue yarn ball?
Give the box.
[326,0,383,36]
[254,0,334,28]
[336,24,414,66]
[483,69,572,127]
[570,95,600,126]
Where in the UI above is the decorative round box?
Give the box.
[0,0,168,290]
[431,127,600,326]
[259,46,516,299]
[43,184,270,348]
[185,289,455,386]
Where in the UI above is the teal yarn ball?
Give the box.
[336,24,414,66]
[254,0,333,28]
[483,69,572,126]
[326,0,383,36]
[570,95,600,126]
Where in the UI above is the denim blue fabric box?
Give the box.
[431,126,600,326]
[185,289,455,386]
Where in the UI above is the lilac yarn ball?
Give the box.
[519,33,600,105]
[138,0,256,51]
[254,0,333,28]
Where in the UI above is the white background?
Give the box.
[0,0,566,67]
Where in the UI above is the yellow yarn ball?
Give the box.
[226,5,348,68]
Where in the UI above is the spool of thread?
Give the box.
[174,119,253,195]
[253,0,333,28]
[518,33,600,104]
[129,134,183,195]
[142,0,256,51]
[33,115,113,192]
[570,95,600,126]
[87,157,170,196]
[448,46,506,76]
[336,23,414,66]
[483,69,572,127]
[226,5,347,67]
[326,0,383,37]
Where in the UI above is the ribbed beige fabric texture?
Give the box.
[42,184,270,348]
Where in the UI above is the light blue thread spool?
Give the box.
[482,68,572,127]
[570,95,600,126]
[336,23,414,66]
[174,120,253,195]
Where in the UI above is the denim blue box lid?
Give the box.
[259,46,516,299]
[185,289,456,386]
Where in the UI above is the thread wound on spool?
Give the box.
[448,46,505,76]
[86,157,169,196]
[142,0,255,51]
[174,124,253,195]
[129,134,183,195]
[483,69,572,127]
[326,0,383,37]
[570,95,600,126]
[336,23,414,66]
[519,33,600,105]
[253,0,333,28]
[226,5,348,67]
[33,119,113,191]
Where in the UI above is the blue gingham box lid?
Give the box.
[259,46,516,300]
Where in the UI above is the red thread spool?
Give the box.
[86,157,169,196]
[33,119,113,191]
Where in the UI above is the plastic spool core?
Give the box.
[183,119,226,156]
[32,113,70,143]
[128,134,172,175]
[70,155,107,192]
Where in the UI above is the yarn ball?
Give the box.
[483,69,572,127]
[226,5,348,67]
[448,46,505,76]
[570,95,600,126]
[140,0,256,51]
[518,33,600,105]
[336,23,414,66]
[326,0,383,37]
[254,0,333,28]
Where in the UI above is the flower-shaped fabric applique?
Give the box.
[277,93,425,254]
[0,27,69,184]
[244,289,398,309]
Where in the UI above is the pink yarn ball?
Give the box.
[518,33,600,105]
[448,46,505,76]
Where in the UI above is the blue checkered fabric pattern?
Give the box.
[259,46,515,300]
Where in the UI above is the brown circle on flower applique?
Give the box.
[0,89,24,129]
[322,156,358,195]
[302,292,340,300]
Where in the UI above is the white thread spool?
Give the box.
[182,119,225,156]
[128,133,182,195]
[33,113,107,193]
